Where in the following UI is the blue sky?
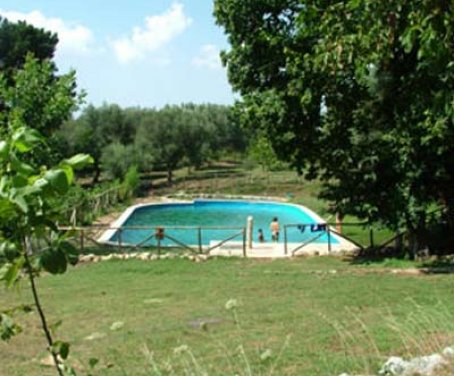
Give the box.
[0,1,235,108]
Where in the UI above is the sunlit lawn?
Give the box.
[1,257,453,375]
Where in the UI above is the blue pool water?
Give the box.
[110,200,337,246]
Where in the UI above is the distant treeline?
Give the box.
[57,103,249,184]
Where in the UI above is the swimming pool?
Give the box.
[105,200,338,247]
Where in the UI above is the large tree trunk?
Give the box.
[407,212,429,259]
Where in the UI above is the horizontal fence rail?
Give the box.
[58,221,404,259]
[61,186,123,226]
[59,224,246,258]
[283,222,380,255]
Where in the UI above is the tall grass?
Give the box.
[140,298,454,375]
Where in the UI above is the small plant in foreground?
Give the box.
[0,56,93,375]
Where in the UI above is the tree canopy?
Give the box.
[214,0,454,251]
[60,103,245,184]
[0,17,58,82]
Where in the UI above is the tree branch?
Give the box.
[23,239,64,376]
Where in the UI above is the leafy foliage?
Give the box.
[121,165,141,199]
[214,0,454,252]
[0,312,22,341]
[60,103,246,185]
[248,133,285,171]
[0,16,57,81]
[0,56,92,375]
[100,142,137,180]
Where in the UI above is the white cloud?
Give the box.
[192,44,222,70]
[0,9,94,55]
[112,2,192,64]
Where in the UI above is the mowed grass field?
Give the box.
[1,257,453,375]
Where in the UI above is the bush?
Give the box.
[100,142,137,180]
[121,165,140,200]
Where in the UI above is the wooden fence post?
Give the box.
[284,226,288,256]
[198,227,202,253]
[118,228,123,253]
[80,229,85,253]
[327,226,332,253]
[369,225,375,248]
[242,229,247,257]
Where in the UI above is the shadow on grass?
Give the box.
[345,247,454,273]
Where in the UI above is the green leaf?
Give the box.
[88,358,99,369]
[0,199,16,221]
[12,128,45,153]
[0,263,10,280]
[0,140,9,161]
[53,341,70,360]
[43,169,69,194]
[10,155,35,176]
[12,175,28,188]
[60,165,74,185]
[1,257,25,288]
[0,242,19,262]
[49,319,63,334]
[12,195,28,213]
[59,241,79,266]
[39,249,67,274]
[16,184,42,197]
[62,154,94,170]
[62,364,78,376]
[0,313,22,341]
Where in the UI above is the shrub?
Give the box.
[100,142,137,180]
[121,165,141,199]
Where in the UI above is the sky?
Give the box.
[0,1,235,109]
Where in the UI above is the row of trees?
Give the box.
[214,0,454,252]
[0,16,281,192]
[58,103,248,184]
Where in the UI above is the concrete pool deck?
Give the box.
[208,234,359,258]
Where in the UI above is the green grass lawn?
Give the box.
[1,257,453,375]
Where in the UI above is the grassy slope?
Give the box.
[1,257,453,375]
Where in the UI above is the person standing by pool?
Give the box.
[270,217,280,242]
[258,229,265,242]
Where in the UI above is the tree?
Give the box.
[0,18,79,170]
[59,104,134,183]
[214,0,454,253]
[178,105,210,170]
[135,107,185,184]
[0,17,57,81]
[0,56,92,375]
[0,54,81,178]
[199,104,247,158]
[100,142,138,180]
[248,133,282,171]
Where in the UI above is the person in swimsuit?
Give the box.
[270,217,280,242]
